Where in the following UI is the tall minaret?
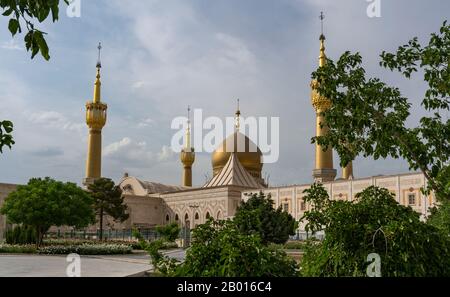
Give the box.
[180,106,195,187]
[310,12,336,183]
[84,43,107,187]
[342,161,354,180]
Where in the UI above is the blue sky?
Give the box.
[0,0,449,187]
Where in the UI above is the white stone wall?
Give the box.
[242,172,434,231]
[160,185,247,229]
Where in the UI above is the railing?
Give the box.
[44,227,193,244]
[290,230,324,241]
[44,228,162,241]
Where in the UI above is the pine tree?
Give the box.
[88,178,129,240]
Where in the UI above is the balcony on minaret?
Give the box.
[86,102,107,130]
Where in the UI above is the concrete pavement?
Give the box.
[0,249,186,277]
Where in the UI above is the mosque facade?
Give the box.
[91,32,435,232]
[0,33,436,239]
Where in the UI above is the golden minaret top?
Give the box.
[93,49,101,104]
[181,106,195,187]
[311,12,336,183]
[311,12,331,112]
[84,42,108,186]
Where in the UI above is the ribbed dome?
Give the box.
[212,132,263,178]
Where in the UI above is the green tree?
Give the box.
[88,178,129,241]
[5,225,36,245]
[0,177,95,247]
[311,21,450,200]
[1,1,70,152]
[234,192,298,245]
[300,184,450,277]
[138,219,299,277]
[1,0,69,60]
[428,200,450,236]
[0,120,14,153]
[156,223,180,243]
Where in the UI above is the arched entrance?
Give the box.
[194,212,200,227]
[183,213,191,247]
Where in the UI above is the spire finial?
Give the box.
[185,105,192,150]
[93,42,102,103]
[96,42,102,69]
[235,99,241,131]
[318,13,327,67]
[319,12,325,40]
[187,105,191,124]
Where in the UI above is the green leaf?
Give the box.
[8,18,20,36]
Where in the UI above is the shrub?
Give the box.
[234,192,298,245]
[155,223,180,242]
[37,244,132,255]
[41,238,141,249]
[427,200,450,236]
[283,241,307,250]
[0,244,37,254]
[168,219,299,277]
[5,225,36,245]
[300,185,450,277]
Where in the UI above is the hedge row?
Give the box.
[0,244,37,254]
[42,239,142,250]
[0,243,132,255]
[38,244,133,255]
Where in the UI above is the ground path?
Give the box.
[0,249,186,277]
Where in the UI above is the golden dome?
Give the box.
[212,131,263,178]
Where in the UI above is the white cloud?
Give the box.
[2,0,446,186]
[215,33,256,68]
[1,39,23,51]
[132,81,146,90]
[137,117,155,128]
[103,137,175,166]
[26,110,84,133]
[103,137,132,156]
[157,145,174,161]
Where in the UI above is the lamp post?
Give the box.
[184,204,199,248]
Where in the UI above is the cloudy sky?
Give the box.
[0,0,448,187]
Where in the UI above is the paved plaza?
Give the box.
[0,249,186,277]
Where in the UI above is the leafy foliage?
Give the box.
[5,225,36,245]
[0,243,132,255]
[428,199,450,236]
[173,219,299,277]
[234,192,298,245]
[0,120,14,153]
[88,178,129,240]
[41,238,143,249]
[140,219,299,277]
[0,244,37,254]
[37,243,132,255]
[311,21,450,200]
[133,229,179,276]
[300,184,450,277]
[1,0,69,60]
[156,223,180,243]
[0,177,95,247]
